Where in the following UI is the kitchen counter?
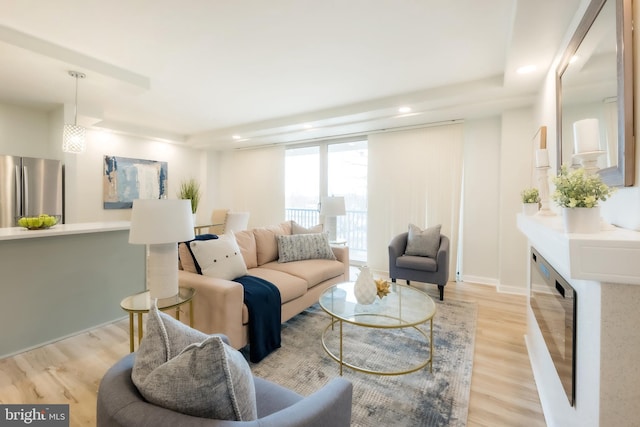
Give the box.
[0,221,131,241]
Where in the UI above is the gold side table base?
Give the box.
[121,287,196,353]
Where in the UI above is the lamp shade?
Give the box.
[573,118,601,154]
[129,199,195,244]
[320,196,346,216]
[62,124,86,153]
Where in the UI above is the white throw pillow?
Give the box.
[132,301,257,421]
[405,223,441,258]
[276,233,336,263]
[189,232,248,280]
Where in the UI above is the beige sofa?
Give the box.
[178,221,349,349]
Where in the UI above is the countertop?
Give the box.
[0,221,131,241]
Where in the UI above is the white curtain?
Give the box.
[367,123,464,279]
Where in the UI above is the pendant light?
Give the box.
[62,70,87,153]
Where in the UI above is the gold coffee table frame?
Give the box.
[319,282,436,376]
[120,287,196,352]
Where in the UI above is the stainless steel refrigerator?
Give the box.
[0,156,63,228]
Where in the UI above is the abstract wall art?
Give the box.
[103,155,168,209]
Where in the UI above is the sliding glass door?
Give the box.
[285,140,367,263]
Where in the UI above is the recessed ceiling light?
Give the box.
[303,123,313,129]
[232,135,241,140]
[516,65,537,74]
[398,106,412,113]
[570,55,579,64]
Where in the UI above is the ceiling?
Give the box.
[0,0,582,151]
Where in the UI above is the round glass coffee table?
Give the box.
[318,281,436,376]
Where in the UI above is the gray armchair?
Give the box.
[97,353,353,427]
[388,232,450,300]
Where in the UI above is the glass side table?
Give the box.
[120,287,196,352]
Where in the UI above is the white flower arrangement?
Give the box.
[521,187,540,204]
[551,165,613,208]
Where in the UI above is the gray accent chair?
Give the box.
[97,353,353,427]
[388,232,450,300]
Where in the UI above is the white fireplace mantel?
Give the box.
[518,213,640,284]
[518,213,640,427]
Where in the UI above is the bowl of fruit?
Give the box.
[16,214,61,230]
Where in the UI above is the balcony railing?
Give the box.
[285,208,367,262]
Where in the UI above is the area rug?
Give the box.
[248,299,477,427]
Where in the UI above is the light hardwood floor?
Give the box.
[0,281,545,426]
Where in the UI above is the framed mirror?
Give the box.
[556,0,634,186]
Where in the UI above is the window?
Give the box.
[285,140,367,263]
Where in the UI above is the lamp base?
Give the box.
[574,150,605,175]
[147,243,179,299]
[325,216,337,242]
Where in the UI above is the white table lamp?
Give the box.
[320,196,346,242]
[129,199,195,299]
[573,118,605,174]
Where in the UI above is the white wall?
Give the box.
[0,102,209,224]
[63,129,207,223]
[497,108,535,293]
[460,117,502,285]
[0,104,53,158]
[215,147,285,228]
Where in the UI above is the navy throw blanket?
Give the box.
[235,275,282,363]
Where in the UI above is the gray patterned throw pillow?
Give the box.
[276,232,336,263]
[131,301,257,421]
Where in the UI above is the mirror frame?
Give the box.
[556,0,634,186]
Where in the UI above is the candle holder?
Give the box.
[573,150,605,175]
[535,166,555,216]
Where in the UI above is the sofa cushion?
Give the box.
[405,223,441,258]
[396,254,438,272]
[247,267,308,304]
[234,229,258,269]
[132,301,257,421]
[261,259,345,289]
[189,233,248,280]
[291,221,323,234]
[276,233,336,263]
[253,221,291,266]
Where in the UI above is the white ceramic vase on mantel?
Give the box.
[354,265,377,305]
[522,203,539,216]
[562,206,601,234]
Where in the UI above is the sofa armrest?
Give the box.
[178,270,245,349]
[388,232,408,260]
[436,235,450,279]
[331,245,350,279]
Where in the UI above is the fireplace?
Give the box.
[529,247,576,406]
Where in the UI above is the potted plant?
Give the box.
[520,188,540,216]
[551,165,613,233]
[178,178,201,217]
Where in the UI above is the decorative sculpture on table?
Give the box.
[354,265,376,305]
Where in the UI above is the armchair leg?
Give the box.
[438,285,444,301]
[391,278,396,283]
[406,280,410,286]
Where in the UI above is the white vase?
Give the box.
[354,266,376,305]
[562,206,601,234]
[522,203,539,216]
